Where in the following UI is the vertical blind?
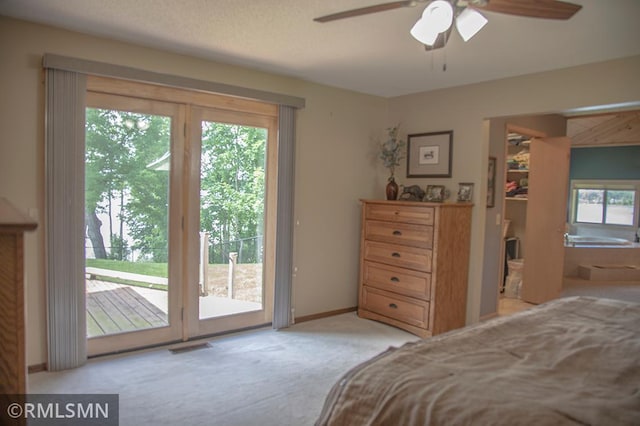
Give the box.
[45,68,88,370]
[273,106,296,329]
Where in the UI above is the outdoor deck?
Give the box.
[86,280,168,338]
[86,271,263,338]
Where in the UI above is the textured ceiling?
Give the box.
[1,0,639,97]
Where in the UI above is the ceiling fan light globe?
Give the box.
[410,18,440,46]
[422,0,453,33]
[455,8,488,42]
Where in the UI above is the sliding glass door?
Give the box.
[83,78,278,355]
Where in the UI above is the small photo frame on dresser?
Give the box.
[425,185,446,202]
[457,182,474,202]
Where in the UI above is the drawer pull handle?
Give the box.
[390,276,400,282]
[389,303,398,309]
[391,252,401,258]
[392,230,402,236]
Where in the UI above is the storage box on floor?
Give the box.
[505,258,524,298]
[502,235,519,293]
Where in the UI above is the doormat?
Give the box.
[169,342,211,354]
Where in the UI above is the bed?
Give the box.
[316,297,640,425]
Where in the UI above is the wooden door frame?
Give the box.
[85,76,279,354]
[496,124,547,310]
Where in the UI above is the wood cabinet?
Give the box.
[358,200,472,338]
[0,198,37,395]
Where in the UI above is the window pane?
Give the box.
[85,108,171,337]
[198,122,266,320]
[605,190,635,225]
[575,189,604,223]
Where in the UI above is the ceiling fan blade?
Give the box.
[314,1,420,23]
[470,0,582,20]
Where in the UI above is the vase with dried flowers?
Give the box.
[379,125,405,200]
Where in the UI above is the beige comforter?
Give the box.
[316,297,640,425]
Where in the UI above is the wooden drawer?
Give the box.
[363,261,431,300]
[365,203,434,226]
[364,220,433,249]
[363,240,432,272]
[360,286,429,329]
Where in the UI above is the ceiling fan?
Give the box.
[314,0,582,51]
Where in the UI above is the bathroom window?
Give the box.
[571,181,639,227]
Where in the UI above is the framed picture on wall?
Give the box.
[407,131,453,178]
[487,156,496,207]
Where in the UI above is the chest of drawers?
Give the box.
[358,200,472,338]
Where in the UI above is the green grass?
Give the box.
[86,259,169,291]
[86,258,168,278]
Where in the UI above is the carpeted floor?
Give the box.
[29,313,419,426]
[31,282,640,425]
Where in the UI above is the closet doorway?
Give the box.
[500,124,571,306]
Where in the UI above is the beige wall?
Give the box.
[388,55,640,323]
[2,16,640,367]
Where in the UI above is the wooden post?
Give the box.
[199,232,209,296]
[228,252,238,299]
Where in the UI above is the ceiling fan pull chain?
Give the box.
[443,36,447,72]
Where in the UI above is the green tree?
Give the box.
[86,111,265,266]
[108,233,130,261]
[85,109,170,262]
[85,108,129,259]
[123,114,171,262]
[200,123,266,264]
